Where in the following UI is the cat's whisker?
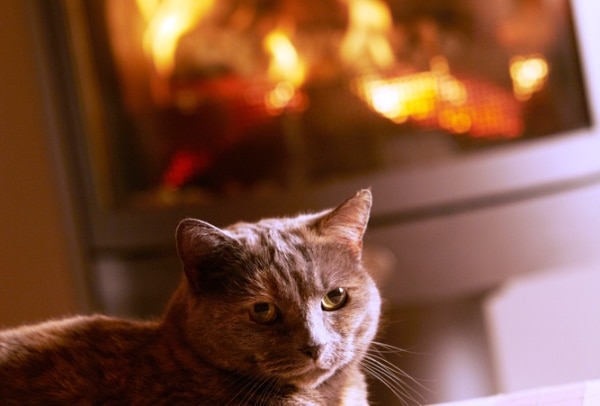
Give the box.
[367,343,431,392]
[367,351,431,395]
[235,378,260,406]
[219,375,256,406]
[363,356,426,406]
[370,340,418,354]
[255,378,281,406]
[223,374,265,406]
[363,361,413,406]
[255,377,282,406]
[359,342,431,405]
[221,377,245,406]
[246,378,273,406]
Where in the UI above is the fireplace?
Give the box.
[30,0,600,403]
[41,0,589,210]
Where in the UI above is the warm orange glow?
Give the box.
[265,81,297,112]
[357,74,437,123]
[263,30,306,111]
[355,56,522,139]
[439,107,470,134]
[510,55,549,101]
[136,0,160,21]
[341,0,395,71]
[432,56,468,106]
[138,0,214,76]
[366,81,410,123]
[264,30,306,87]
[355,57,464,124]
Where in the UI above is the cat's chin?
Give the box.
[283,366,337,389]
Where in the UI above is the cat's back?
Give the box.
[0,315,163,404]
[0,314,158,362]
[0,314,283,405]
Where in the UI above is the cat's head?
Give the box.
[174,189,380,389]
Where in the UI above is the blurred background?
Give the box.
[1,0,599,404]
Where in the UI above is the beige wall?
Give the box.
[0,1,80,327]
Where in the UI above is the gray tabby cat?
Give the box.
[0,190,390,405]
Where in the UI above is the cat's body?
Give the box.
[0,190,381,405]
[0,314,368,404]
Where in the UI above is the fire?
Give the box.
[355,56,522,138]
[263,30,306,111]
[355,57,465,124]
[341,0,395,71]
[358,74,436,123]
[131,0,525,137]
[137,0,214,76]
[264,30,306,87]
[510,55,549,101]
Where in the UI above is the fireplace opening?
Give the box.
[74,0,588,207]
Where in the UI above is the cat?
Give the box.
[0,189,404,405]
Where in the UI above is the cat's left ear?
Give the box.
[176,218,238,291]
[313,189,372,255]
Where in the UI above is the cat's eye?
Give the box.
[249,302,278,324]
[321,288,348,311]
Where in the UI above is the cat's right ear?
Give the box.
[176,218,237,292]
[312,189,372,257]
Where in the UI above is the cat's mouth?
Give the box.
[280,364,336,389]
[273,348,351,389]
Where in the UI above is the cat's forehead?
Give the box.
[227,212,319,235]
[220,211,366,295]
[230,225,359,293]
[227,216,315,248]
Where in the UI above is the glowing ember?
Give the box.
[357,74,435,123]
[265,82,296,112]
[355,57,459,123]
[162,149,211,188]
[355,56,522,139]
[510,55,550,101]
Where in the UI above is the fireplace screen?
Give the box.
[69,0,589,207]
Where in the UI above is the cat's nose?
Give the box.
[298,344,321,361]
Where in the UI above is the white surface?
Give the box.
[433,380,600,406]
[485,266,600,392]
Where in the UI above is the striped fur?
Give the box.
[0,190,380,405]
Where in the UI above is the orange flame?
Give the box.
[137,0,214,76]
[355,56,521,138]
[263,30,306,111]
[341,0,395,71]
[355,57,466,124]
[264,30,306,87]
